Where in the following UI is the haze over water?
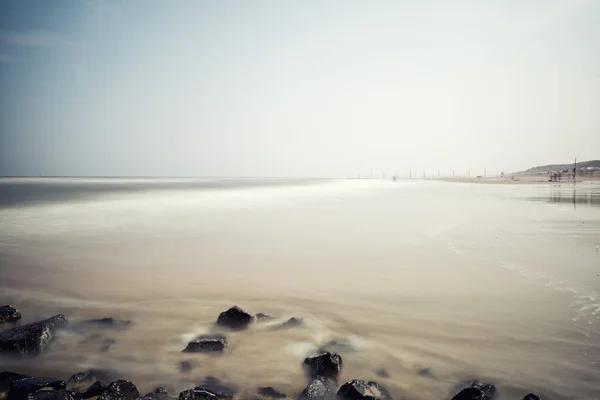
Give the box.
[1,178,599,399]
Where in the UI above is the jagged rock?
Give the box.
[303,352,342,380]
[193,382,236,399]
[0,306,21,324]
[81,382,107,399]
[276,318,303,330]
[375,369,389,379]
[98,381,139,400]
[216,307,253,330]
[256,313,273,322]
[450,381,496,400]
[140,388,169,400]
[178,390,217,400]
[297,377,336,400]
[67,370,112,392]
[0,314,67,356]
[182,335,228,353]
[79,319,131,330]
[8,377,65,400]
[318,339,354,354]
[337,381,392,400]
[257,387,286,399]
[27,389,77,400]
[1,372,29,397]
[523,395,540,400]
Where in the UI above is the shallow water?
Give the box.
[1,178,599,399]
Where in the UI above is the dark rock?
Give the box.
[375,369,389,379]
[256,313,273,322]
[200,378,221,386]
[318,339,354,354]
[178,390,218,400]
[257,387,286,399]
[303,352,342,380]
[98,381,139,400]
[417,368,433,378]
[8,377,66,400]
[336,381,392,400]
[450,381,496,400]
[67,370,112,392]
[523,395,541,400]
[79,319,131,330]
[0,306,22,324]
[1,372,29,395]
[177,360,197,373]
[297,377,336,400]
[100,339,116,353]
[276,318,304,330]
[182,335,228,353]
[216,307,253,330]
[81,382,107,399]
[0,314,67,356]
[140,388,169,400]
[193,382,236,399]
[27,389,77,400]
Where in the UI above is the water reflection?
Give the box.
[526,183,600,208]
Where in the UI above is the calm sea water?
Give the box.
[1,178,599,399]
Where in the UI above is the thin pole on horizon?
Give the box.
[574,157,577,183]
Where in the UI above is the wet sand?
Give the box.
[1,179,599,399]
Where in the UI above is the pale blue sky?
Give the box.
[1,0,599,177]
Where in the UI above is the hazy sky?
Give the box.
[1,0,599,177]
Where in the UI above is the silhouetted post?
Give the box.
[574,157,577,183]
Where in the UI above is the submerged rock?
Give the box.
[523,395,541,400]
[100,338,116,353]
[79,318,132,330]
[318,339,355,354]
[98,380,139,400]
[450,381,496,400]
[178,390,218,400]
[417,368,433,378]
[0,306,21,324]
[182,334,228,353]
[303,352,343,380]
[7,377,65,400]
[0,372,29,397]
[375,369,389,379]
[81,382,108,399]
[337,380,392,400]
[193,382,236,399]
[28,389,77,400]
[0,314,67,356]
[140,388,169,400]
[67,370,112,392]
[257,387,286,399]
[297,377,336,400]
[256,313,274,322]
[178,360,197,373]
[216,307,253,330]
[276,318,304,330]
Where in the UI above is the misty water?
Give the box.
[1,178,600,399]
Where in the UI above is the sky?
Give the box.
[0,0,599,177]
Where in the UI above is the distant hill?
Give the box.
[513,160,600,175]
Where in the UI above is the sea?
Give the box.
[1,178,599,399]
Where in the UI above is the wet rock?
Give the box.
[0,314,67,356]
[297,377,336,400]
[276,318,304,330]
[193,382,236,399]
[257,387,286,399]
[337,381,392,400]
[417,368,433,378]
[100,339,116,353]
[450,381,496,400]
[79,319,131,330]
[256,313,273,322]
[1,372,29,397]
[375,369,389,379]
[216,307,253,330]
[318,339,354,354]
[303,352,342,380]
[140,388,169,400]
[523,395,541,400]
[67,370,112,392]
[178,360,197,373]
[182,334,228,353]
[27,389,77,400]
[178,390,217,400]
[98,381,139,400]
[0,306,21,324]
[8,377,65,400]
[81,382,107,399]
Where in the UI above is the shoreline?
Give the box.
[440,176,600,185]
